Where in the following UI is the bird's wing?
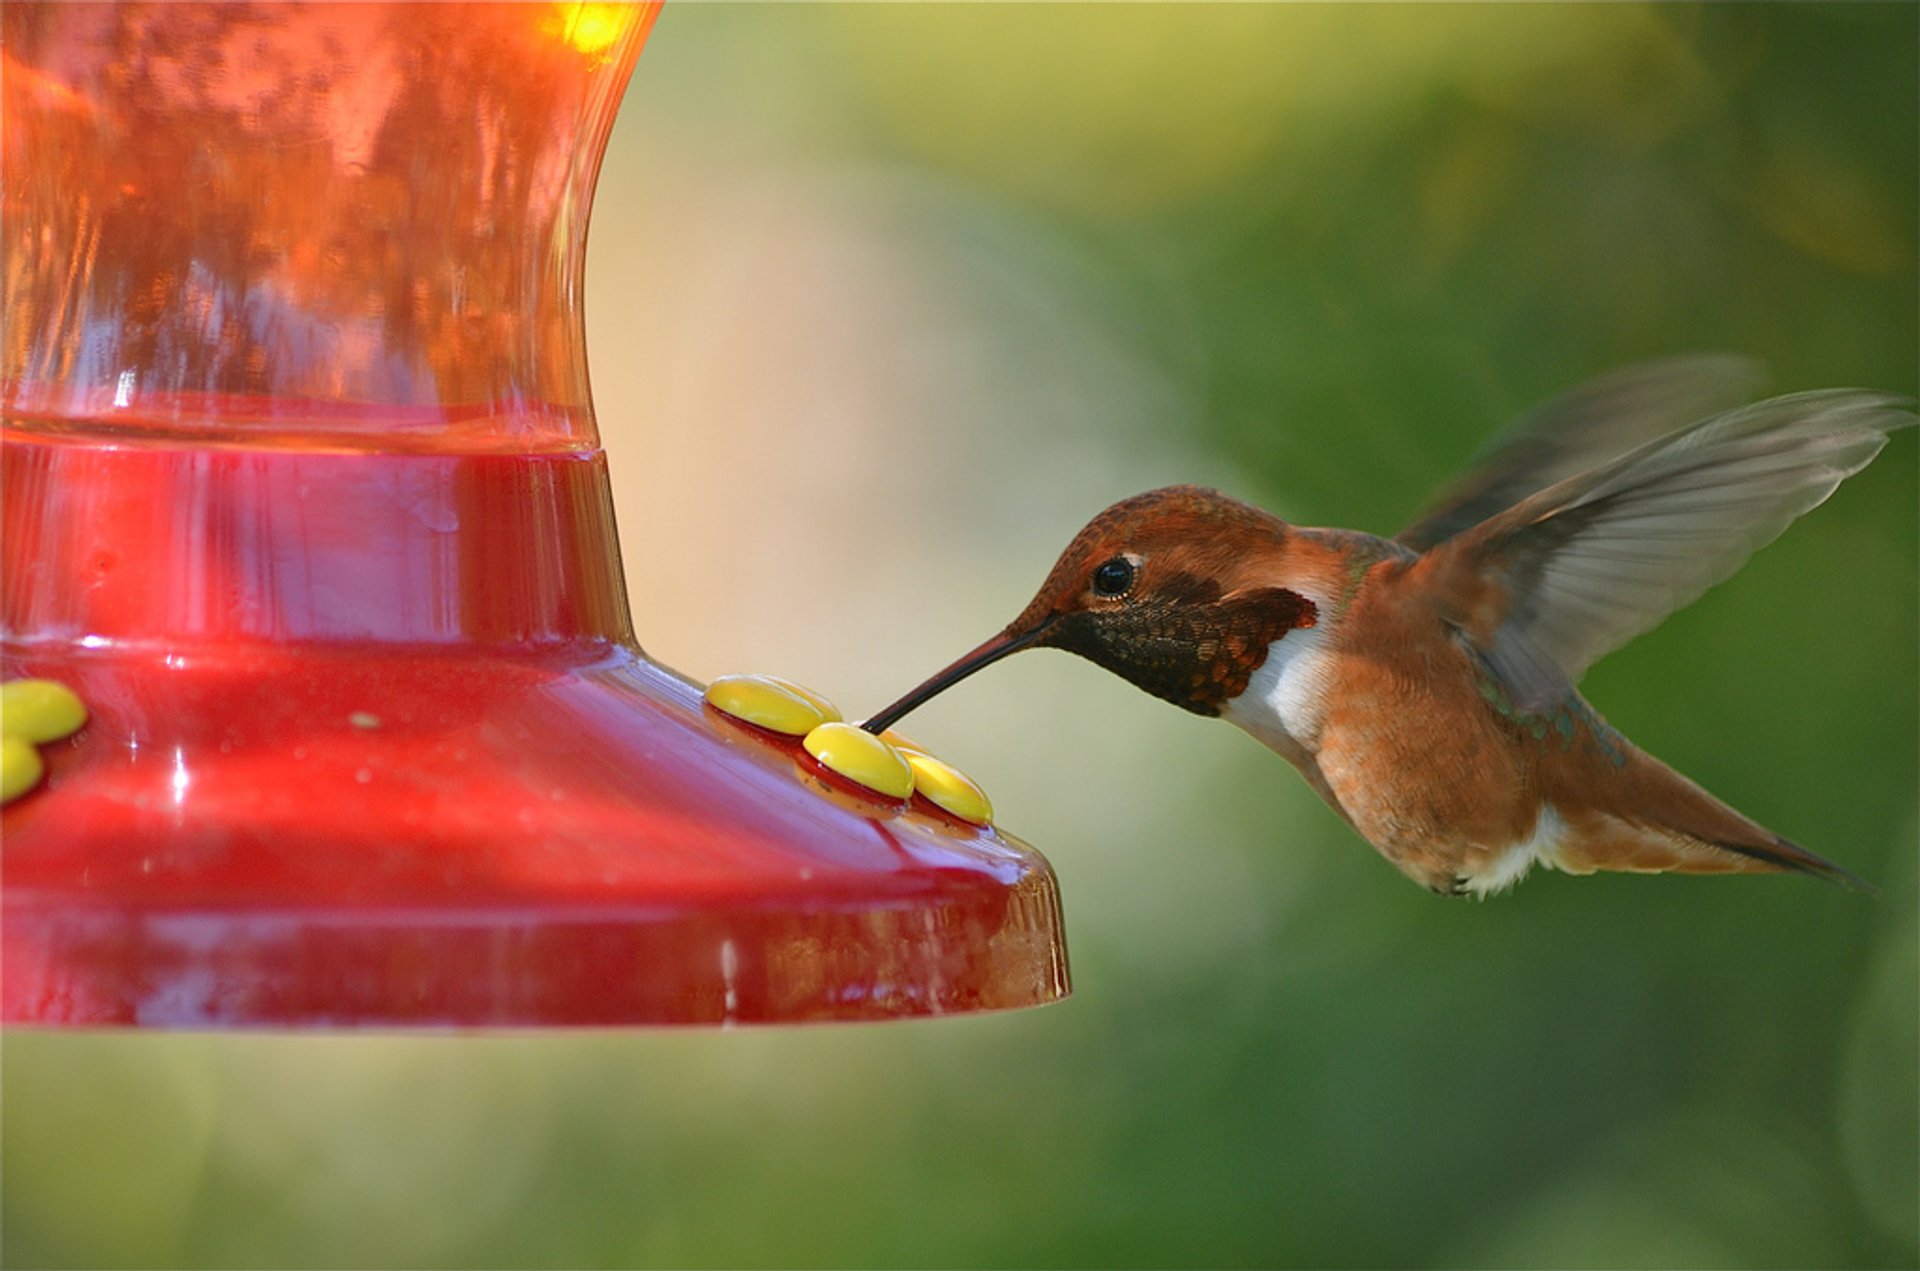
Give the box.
[1426,390,1913,712]
[1396,355,1767,552]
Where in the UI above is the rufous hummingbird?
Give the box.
[862,357,1913,897]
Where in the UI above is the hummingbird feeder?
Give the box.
[0,1,1070,1027]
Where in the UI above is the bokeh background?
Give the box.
[4,3,1915,1267]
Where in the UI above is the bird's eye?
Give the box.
[1091,556,1136,598]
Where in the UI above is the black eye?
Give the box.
[1091,556,1136,598]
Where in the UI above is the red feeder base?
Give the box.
[1,439,1070,1027]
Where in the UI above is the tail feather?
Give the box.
[1706,833,1875,894]
[1548,745,1874,892]
[1551,814,1871,892]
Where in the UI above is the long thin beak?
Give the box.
[861,623,1051,735]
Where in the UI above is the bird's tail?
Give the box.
[1550,749,1873,892]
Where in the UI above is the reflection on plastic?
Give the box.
[3,3,653,451]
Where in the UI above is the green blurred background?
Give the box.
[5,4,1915,1266]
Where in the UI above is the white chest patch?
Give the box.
[1220,619,1333,752]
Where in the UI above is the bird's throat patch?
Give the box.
[1047,580,1317,716]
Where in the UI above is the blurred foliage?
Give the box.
[4,4,1914,1268]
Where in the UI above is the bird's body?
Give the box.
[1211,517,1831,895]
[864,359,1911,896]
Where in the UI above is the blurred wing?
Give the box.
[1396,354,1767,551]
[1432,390,1913,711]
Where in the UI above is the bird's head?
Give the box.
[863,486,1321,732]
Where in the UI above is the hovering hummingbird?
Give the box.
[863,358,1913,897]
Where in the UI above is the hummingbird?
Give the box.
[862,357,1913,897]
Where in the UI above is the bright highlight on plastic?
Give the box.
[803,722,915,801]
[2,679,89,804]
[704,674,829,736]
